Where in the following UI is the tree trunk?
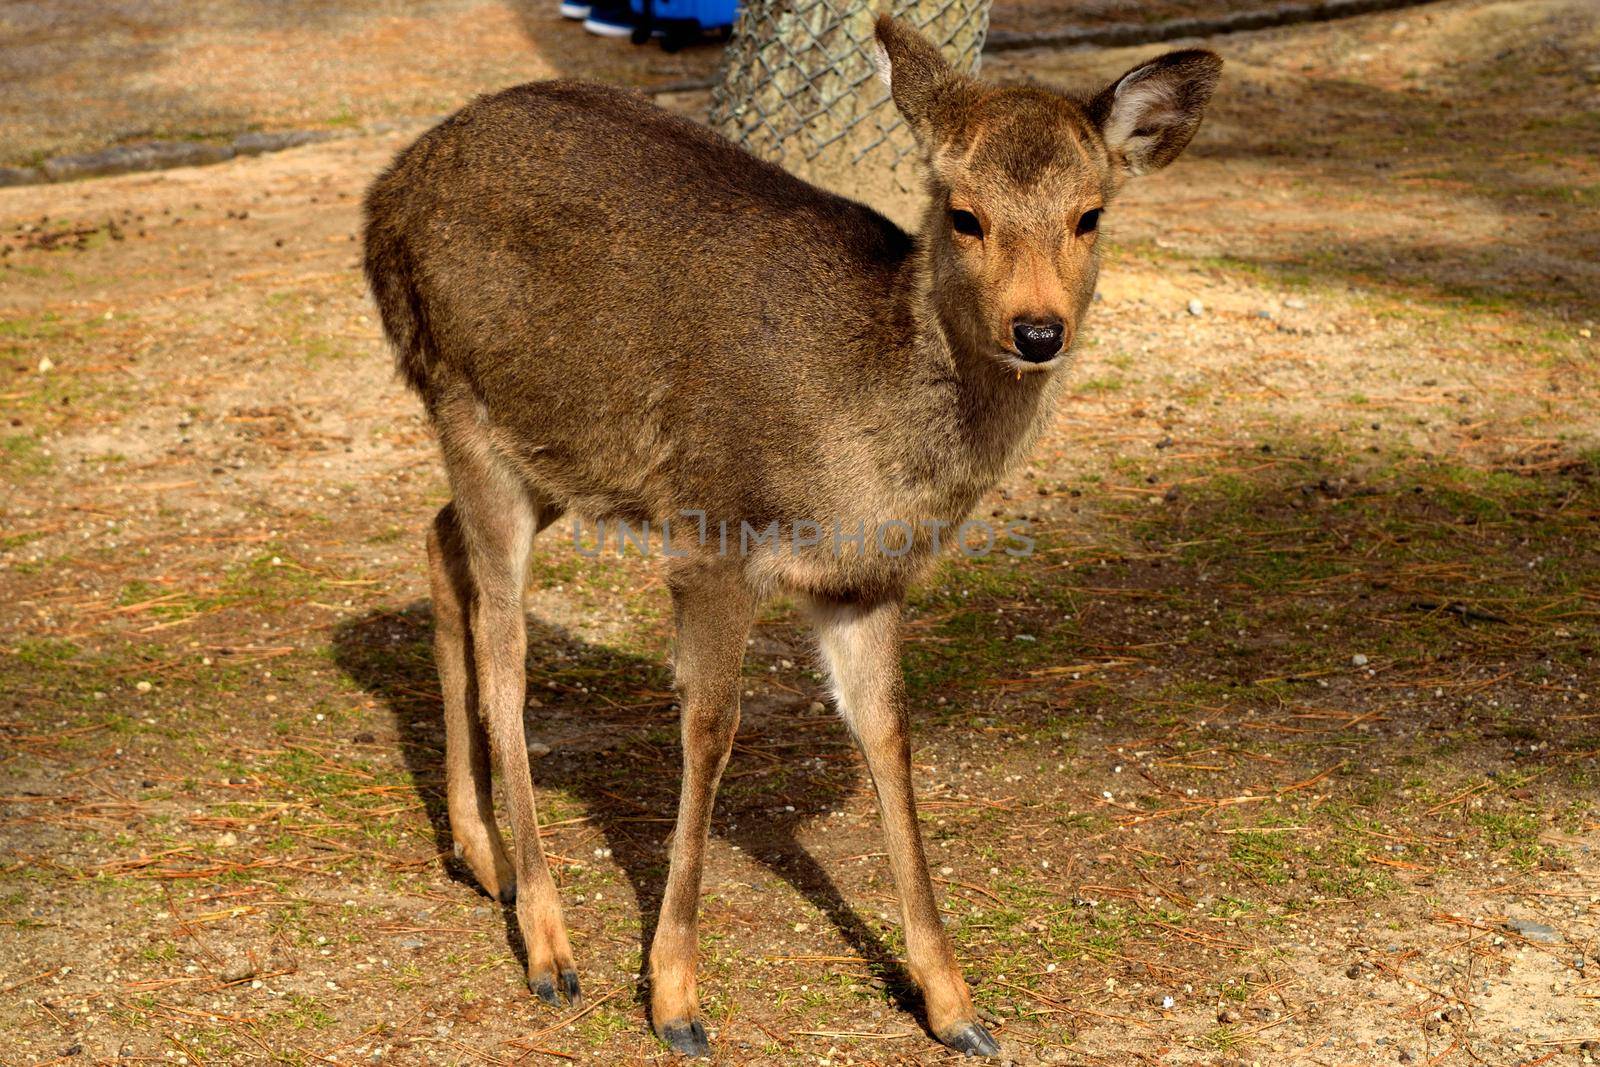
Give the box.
[709,0,990,219]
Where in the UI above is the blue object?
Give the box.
[629,0,738,37]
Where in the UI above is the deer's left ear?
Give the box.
[1088,50,1222,177]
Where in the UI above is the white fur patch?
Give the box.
[871,40,893,91]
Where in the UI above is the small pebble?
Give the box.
[1186,298,1204,316]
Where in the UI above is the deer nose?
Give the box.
[1011,320,1065,363]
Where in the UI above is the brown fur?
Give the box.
[362,17,1218,1057]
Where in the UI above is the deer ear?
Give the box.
[873,15,973,146]
[1088,50,1221,177]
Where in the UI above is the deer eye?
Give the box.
[950,209,983,239]
[1076,208,1102,237]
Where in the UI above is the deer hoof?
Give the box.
[658,1019,710,1057]
[940,1021,1000,1058]
[530,967,580,1007]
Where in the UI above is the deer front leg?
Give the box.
[650,564,755,1057]
[811,597,999,1058]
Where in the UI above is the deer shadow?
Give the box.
[330,605,926,1031]
[326,435,1600,1048]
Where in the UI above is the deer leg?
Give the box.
[811,597,999,1058]
[650,564,755,1057]
[428,502,515,902]
[453,469,579,1007]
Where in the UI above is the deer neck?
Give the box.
[883,239,1062,508]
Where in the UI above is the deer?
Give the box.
[362,16,1218,1057]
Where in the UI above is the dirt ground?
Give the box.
[3,0,1599,1064]
[4,0,1325,168]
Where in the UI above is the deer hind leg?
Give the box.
[444,434,579,1007]
[810,597,999,1058]
[428,501,515,903]
[649,563,756,1057]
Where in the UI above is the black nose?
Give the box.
[1011,320,1065,362]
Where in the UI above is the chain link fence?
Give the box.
[708,0,990,206]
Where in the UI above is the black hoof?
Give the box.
[659,1019,710,1057]
[559,968,582,1005]
[940,1021,1000,1058]
[530,976,561,1006]
[497,882,517,905]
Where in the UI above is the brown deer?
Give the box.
[362,17,1218,1057]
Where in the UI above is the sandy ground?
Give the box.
[2,0,1599,1064]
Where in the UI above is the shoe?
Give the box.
[582,5,636,36]
[559,1,592,18]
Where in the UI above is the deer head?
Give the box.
[875,16,1221,373]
